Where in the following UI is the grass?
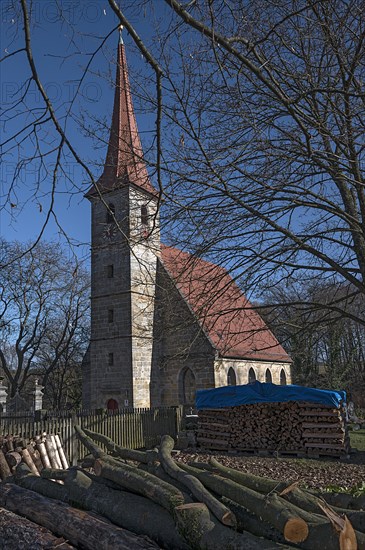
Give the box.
[349,428,365,451]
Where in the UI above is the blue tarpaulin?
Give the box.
[196,381,346,410]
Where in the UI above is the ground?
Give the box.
[174,429,365,493]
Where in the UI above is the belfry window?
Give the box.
[106,203,115,224]
[141,205,148,226]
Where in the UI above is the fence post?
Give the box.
[71,414,78,466]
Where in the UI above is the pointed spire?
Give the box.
[87,30,157,197]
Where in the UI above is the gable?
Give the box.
[160,245,291,363]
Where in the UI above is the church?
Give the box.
[82,33,292,410]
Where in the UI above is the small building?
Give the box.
[82,32,292,410]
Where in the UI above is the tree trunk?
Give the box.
[0,449,11,480]
[0,506,75,549]
[175,502,292,550]
[0,482,161,550]
[94,457,185,513]
[21,466,190,550]
[196,457,286,494]
[21,448,40,476]
[177,462,365,549]
[159,435,236,528]
[83,427,148,463]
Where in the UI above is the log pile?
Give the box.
[0,432,69,479]
[0,427,363,549]
[197,401,350,457]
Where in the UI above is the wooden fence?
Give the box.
[0,406,183,465]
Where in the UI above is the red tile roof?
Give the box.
[86,39,157,198]
[160,245,291,363]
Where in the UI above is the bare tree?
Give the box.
[0,239,90,402]
[2,0,365,327]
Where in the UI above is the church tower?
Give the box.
[83,31,160,409]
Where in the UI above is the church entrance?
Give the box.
[106,398,119,411]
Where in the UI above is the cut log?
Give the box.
[94,456,186,513]
[83,427,148,463]
[0,506,74,549]
[36,440,52,469]
[21,447,40,476]
[5,451,22,469]
[21,467,190,550]
[0,482,161,550]
[174,502,291,549]
[177,462,365,549]
[26,444,44,473]
[45,435,61,469]
[159,435,237,528]
[0,449,12,480]
[55,434,69,469]
[197,457,286,494]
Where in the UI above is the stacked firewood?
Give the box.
[0,433,69,479]
[0,427,363,549]
[197,401,349,457]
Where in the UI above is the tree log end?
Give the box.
[283,517,309,543]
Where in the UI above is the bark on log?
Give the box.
[94,457,185,513]
[27,467,190,550]
[0,449,11,480]
[159,435,236,528]
[201,457,286,494]
[221,496,287,544]
[0,506,75,549]
[83,427,148,463]
[318,491,365,511]
[175,502,292,550]
[0,482,161,550]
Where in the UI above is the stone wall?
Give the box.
[150,261,216,407]
[214,358,292,387]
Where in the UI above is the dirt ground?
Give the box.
[174,448,365,491]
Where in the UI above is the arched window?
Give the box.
[265,369,272,383]
[280,369,287,386]
[227,367,236,386]
[141,205,148,226]
[107,398,118,411]
[106,203,115,224]
[248,367,256,383]
[179,367,196,405]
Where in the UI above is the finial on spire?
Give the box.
[119,25,124,45]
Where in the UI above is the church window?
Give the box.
[107,398,118,411]
[108,352,114,366]
[108,309,114,323]
[248,367,256,383]
[106,203,115,224]
[280,369,287,386]
[227,367,236,386]
[265,369,272,383]
[179,367,196,405]
[107,264,114,278]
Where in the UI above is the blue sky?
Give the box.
[1,1,165,260]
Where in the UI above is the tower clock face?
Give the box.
[102,224,117,240]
